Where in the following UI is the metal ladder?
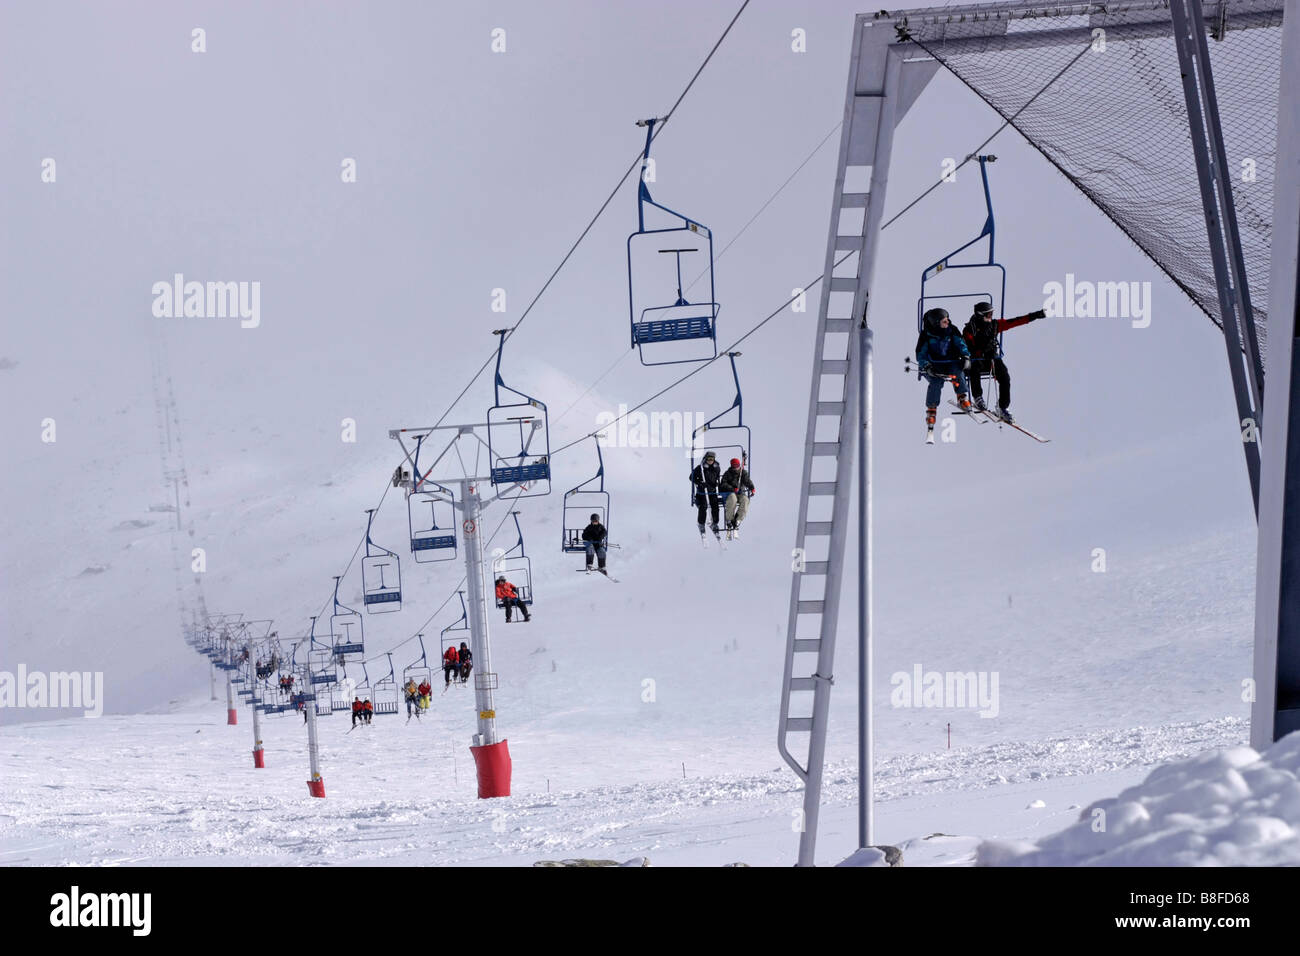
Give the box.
[776,19,911,867]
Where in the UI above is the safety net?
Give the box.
[886,0,1283,357]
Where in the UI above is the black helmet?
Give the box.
[590,513,601,522]
[495,576,505,583]
[973,301,994,319]
[921,307,949,333]
[703,450,717,461]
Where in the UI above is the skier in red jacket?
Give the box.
[495,576,531,623]
[442,644,460,687]
[961,301,1047,423]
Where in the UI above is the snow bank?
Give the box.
[977,731,1300,866]
[837,845,903,867]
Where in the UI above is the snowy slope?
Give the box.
[0,698,1248,867]
[978,732,1300,867]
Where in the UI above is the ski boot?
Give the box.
[998,407,1014,423]
[974,396,987,412]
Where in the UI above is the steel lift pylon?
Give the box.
[778,1,1288,867]
[776,18,936,868]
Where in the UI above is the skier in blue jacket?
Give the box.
[915,307,972,430]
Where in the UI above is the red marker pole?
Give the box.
[304,658,326,797]
[226,671,237,725]
[251,688,265,768]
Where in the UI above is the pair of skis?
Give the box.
[700,523,732,550]
[577,567,619,582]
[947,400,1050,442]
[906,359,1048,444]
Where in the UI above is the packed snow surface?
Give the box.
[0,704,1250,867]
[978,731,1300,866]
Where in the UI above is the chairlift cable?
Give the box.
[430,0,751,431]
[557,118,837,423]
[552,252,852,456]
[552,45,1096,455]
[347,485,528,667]
[879,37,1093,232]
[684,119,842,295]
[306,4,1078,660]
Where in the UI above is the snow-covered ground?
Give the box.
[0,489,1260,866]
[979,732,1300,867]
[0,694,1251,867]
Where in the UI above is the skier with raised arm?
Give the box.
[961,300,1047,423]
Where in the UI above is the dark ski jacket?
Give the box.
[914,324,970,370]
[691,460,722,494]
[581,522,607,544]
[719,466,754,496]
[962,309,1047,360]
[459,648,472,666]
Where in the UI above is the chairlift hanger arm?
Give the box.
[567,435,607,495]
[363,509,396,558]
[331,575,359,619]
[406,634,430,673]
[635,118,713,237]
[920,154,999,277]
[308,617,328,651]
[492,329,549,411]
[696,351,746,431]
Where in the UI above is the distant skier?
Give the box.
[351,696,363,728]
[495,576,531,623]
[719,457,755,539]
[961,301,1047,423]
[417,678,432,709]
[458,642,473,684]
[915,307,972,438]
[582,514,609,574]
[362,698,373,724]
[403,678,420,717]
[443,644,460,686]
[691,450,723,536]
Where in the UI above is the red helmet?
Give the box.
[730,458,741,467]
